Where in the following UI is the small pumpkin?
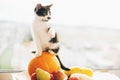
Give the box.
[28,52,60,76]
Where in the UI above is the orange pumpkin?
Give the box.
[28,52,60,76]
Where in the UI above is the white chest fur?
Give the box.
[33,19,51,40]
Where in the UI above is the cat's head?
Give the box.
[34,4,53,22]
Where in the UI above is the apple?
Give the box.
[53,70,68,80]
[50,74,54,80]
[69,73,92,80]
[68,76,80,80]
[31,72,37,80]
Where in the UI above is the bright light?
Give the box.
[0,0,120,28]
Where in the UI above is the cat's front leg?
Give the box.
[48,27,56,38]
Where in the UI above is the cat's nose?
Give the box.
[47,17,51,19]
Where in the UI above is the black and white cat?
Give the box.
[32,3,70,71]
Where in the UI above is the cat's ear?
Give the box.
[34,3,42,12]
[47,4,53,8]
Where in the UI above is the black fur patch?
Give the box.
[47,27,51,32]
[49,33,58,43]
[36,8,48,16]
[44,47,49,52]
[51,47,59,53]
[35,7,51,16]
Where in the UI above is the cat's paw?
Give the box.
[36,53,42,57]
[48,50,56,55]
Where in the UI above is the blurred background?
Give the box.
[0,0,120,77]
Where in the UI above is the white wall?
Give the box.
[0,0,120,28]
[52,0,120,28]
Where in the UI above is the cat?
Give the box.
[32,3,70,71]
